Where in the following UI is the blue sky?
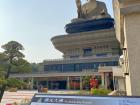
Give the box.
[0,0,113,63]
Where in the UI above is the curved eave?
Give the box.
[51,28,118,52]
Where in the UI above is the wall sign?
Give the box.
[30,94,140,105]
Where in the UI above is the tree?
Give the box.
[31,63,43,72]
[12,58,32,73]
[0,41,31,102]
[0,53,8,86]
[7,78,25,88]
[31,63,39,72]
[82,76,91,90]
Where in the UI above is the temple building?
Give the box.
[43,28,120,90]
[10,0,121,90]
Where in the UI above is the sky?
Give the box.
[0,0,113,63]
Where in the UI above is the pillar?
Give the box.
[67,76,70,90]
[47,79,49,89]
[31,77,34,90]
[20,77,24,89]
[104,73,109,89]
[80,76,83,90]
[36,80,39,89]
[101,73,105,88]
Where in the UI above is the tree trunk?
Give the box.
[0,85,6,102]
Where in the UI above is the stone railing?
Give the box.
[44,55,119,63]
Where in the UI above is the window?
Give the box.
[74,64,80,71]
[63,64,75,72]
[70,55,79,58]
[44,61,119,72]
[83,48,92,56]
[96,53,107,57]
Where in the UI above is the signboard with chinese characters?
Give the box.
[30,94,140,105]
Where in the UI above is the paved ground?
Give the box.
[0,90,79,105]
[1,91,37,105]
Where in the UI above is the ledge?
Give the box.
[10,71,100,78]
[51,28,118,52]
[120,4,140,15]
[119,0,139,3]
[44,55,119,65]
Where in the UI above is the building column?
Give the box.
[104,73,109,89]
[36,80,39,90]
[47,79,49,89]
[20,77,24,89]
[67,76,70,90]
[101,73,105,88]
[80,76,83,90]
[50,81,53,89]
[31,77,34,90]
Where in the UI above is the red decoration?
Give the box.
[90,78,98,89]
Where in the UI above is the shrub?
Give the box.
[82,76,91,90]
[20,98,31,105]
[8,88,17,92]
[78,90,90,95]
[90,88,111,96]
[0,78,7,85]
[7,78,25,88]
[12,102,18,105]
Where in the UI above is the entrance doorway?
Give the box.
[48,80,67,90]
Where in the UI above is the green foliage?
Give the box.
[1,41,25,59]
[0,41,31,74]
[31,63,39,72]
[0,53,8,72]
[7,78,25,88]
[0,41,32,101]
[12,59,32,73]
[0,53,8,86]
[90,88,111,96]
[0,65,7,72]
[0,53,8,60]
[0,41,31,102]
[8,88,18,92]
[82,76,91,89]
[31,63,43,72]
[77,90,90,95]
[0,78,7,85]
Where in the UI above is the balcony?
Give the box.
[9,69,99,78]
[44,55,119,64]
